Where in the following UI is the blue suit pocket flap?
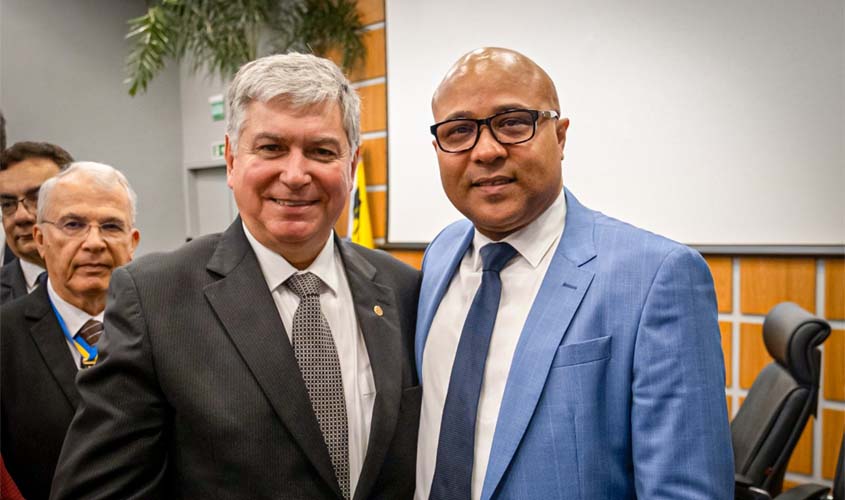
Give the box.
[551,336,612,368]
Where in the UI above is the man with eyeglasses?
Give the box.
[415,48,733,499]
[0,162,140,500]
[0,141,73,305]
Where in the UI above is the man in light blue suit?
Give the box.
[414,47,734,500]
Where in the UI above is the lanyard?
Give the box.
[47,295,98,366]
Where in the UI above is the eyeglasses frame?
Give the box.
[430,108,560,153]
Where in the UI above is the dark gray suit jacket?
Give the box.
[1,283,80,500]
[51,220,422,500]
[0,259,28,305]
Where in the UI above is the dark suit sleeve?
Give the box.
[631,246,734,499]
[51,266,170,500]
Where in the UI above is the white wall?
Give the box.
[0,0,186,255]
[386,0,845,247]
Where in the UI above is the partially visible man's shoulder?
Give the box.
[590,209,704,267]
[346,242,420,283]
[121,232,222,283]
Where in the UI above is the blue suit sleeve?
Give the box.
[631,246,735,499]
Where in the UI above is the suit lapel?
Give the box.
[481,189,598,500]
[336,239,403,500]
[414,222,474,376]
[203,221,341,498]
[25,286,80,408]
[1,260,27,303]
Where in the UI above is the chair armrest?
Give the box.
[773,484,830,500]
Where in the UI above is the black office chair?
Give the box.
[732,302,831,499]
[740,431,845,500]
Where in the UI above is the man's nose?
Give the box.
[279,150,311,188]
[470,125,508,164]
[81,225,108,249]
[11,201,36,224]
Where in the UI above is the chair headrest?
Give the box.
[763,302,831,386]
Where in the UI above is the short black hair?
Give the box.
[0,141,74,171]
[0,110,6,152]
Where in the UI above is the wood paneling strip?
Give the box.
[826,258,845,320]
[786,415,814,475]
[335,196,351,238]
[387,249,424,270]
[822,409,845,480]
[706,256,733,313]
[720,321,732,387]
[367,190,386,239]
[824,329,845,402]
[739,323,773,389]
[357,0,384,25]
[740,257,816,315]
[358,83,386,133]
[360,137,387,185]
[346,28,386,82]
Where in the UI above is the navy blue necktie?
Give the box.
[430,242,518,500]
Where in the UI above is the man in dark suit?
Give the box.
[0,141,73,304]
[1,162,140,500]
[52,53,421,500]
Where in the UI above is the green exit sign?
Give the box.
[211,141,225,160]
[209,94,224,121]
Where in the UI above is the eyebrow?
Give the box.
[0,187,42,199]
[441,104,531,122]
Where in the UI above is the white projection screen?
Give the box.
[384,0,844,248]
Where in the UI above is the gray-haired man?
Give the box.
[2,162,140,500]
[52,54,421,500]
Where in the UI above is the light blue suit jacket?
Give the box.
[416,189,734,499]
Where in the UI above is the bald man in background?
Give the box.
[415,48,733,499]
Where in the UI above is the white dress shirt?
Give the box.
[47,278,104,370]
[244,225,376,496]
[20,259,45,293]
[416,189,567,500]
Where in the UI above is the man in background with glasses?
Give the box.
[416,47,733,499]
[1,162,140,500]
[0,141,73,305]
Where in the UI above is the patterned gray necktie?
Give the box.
[285,272,350,499]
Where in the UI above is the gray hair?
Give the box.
[226,53,361,153]
[37,161,138,225]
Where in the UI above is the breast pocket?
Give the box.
[551,335,612,368]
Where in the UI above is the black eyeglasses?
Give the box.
[430,109,559,153]
[0,191,39,217]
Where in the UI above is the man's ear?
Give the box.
[33,224,46,260]
[128,228,141,257]
[556,117,570,160]
[225,135,235,189]
[348,147,361,192]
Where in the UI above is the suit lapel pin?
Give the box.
[373,305,384,317]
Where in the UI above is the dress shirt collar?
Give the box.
[19,258,45,290]
[46,277,104,336]
[243,222,340,296]
[470,187,567,270]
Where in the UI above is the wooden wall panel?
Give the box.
[347,29,386,82]
[824,329,845,401]
[387,249,424,269]
[357,0,385,25]
[360,137,387,185]
[826,258,845,320]
[822,409,845,480]
[720,321,732,386]
[335,196,350,238]
[740,323,773,389]
[367,190,386,239]
[786,416,814,474]
[726,396,732,418]
[740,257,816,315]
[358,83,386,133]
[706,256,733,313]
